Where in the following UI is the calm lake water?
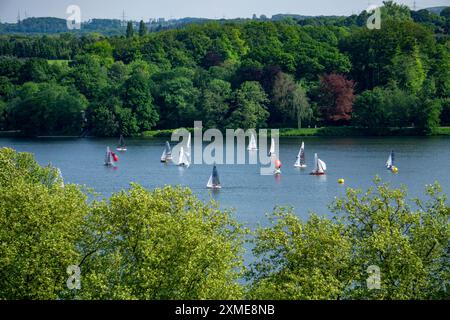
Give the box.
[1,136,449,228]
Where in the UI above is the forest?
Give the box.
[0,2,449,136]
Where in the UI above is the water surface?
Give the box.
[1,136,449,227]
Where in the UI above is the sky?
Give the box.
[0,0,448,23]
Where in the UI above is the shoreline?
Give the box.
[1,127,450,138]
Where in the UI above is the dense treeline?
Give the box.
[0,2,449,136]
[1,148,448,299]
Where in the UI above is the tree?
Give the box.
[352,86,417,129]
[138,20,147,37]
[126,21,134,38]
[200,79,232,128]
[331,178,449,299]
[0,100,7,130]
[381,1,412,22]
[248,209,353,299]
[69,54,109,101]
[122,67,159,131]
[153,68,199,128]
[8,82,88,136]
[316,73,355,124]
[248,178,449,300]
[77,184,245,299]
[441,7,450,19]
[19,58,51,83]
[293,83,312,129]
[0,148,88,299]
[390,45,426,94]
[227,81,269,129]
[88,104,119,137]
[271,72,297,125]
[270,72,312,128]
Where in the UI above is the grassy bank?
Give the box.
[2,127,450,138]
[142,126,450,138]
[432,127,450,135]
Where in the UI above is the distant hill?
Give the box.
[424,6,448,15]
[0,6,448,35]
[271,14,342,21]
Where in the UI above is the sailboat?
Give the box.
[177,146,190,167]
[116,135,127,152]
[386,151,394,170]
[294,142,307,168]
[310,153,326,175]
[104,146,116,166]
[161,141,172,162]
[185,133,192,163]
[206,164,221,189]
[269,137,275,156]
[247,133,258,151]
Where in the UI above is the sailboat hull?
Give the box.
[207,185,222,189]
[310,172,325,175]
[116,147,127,152]
[294,164,307,168]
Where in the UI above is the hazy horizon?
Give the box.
[0,0,448,23]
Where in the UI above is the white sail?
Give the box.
[313,153,318,172]
[178,146,185,165]
[386,155,392,168]
[207,165,221,188]
[178,146,190,167]
[186,133,191,154]
[294,142,306,167]
[105,146,114,166]
[206,175,213,188]
[185,133,192,163]
[184,151,191,167]
[165,141,172,160]
[386,151,394,169]
[161,149,167,162]
[318,159,327,172]
[269,137,275,156]
[247,133,258,150]
[312,153,325,174]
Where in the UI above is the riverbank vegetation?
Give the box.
[0,2,448,137]
[0,148,448,299]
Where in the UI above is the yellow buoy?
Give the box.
[391,166,398,174]
[338,178,345,184]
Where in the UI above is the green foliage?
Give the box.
[138,20,147,37]
[0,149,245,300]
[200,78,232,128]
[331,178,449,299]
[227,81,269,129]
[0,148,88,299]
[126,22,134,38]
[0,3,448,135]
[78,185,245,299]
[352,86,418,129]
[7,82,87,135]
[248,209,353,299]
[248,178,449,300]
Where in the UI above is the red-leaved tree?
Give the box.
[318,74,355,124]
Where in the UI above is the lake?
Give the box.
[1,136,449,228]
